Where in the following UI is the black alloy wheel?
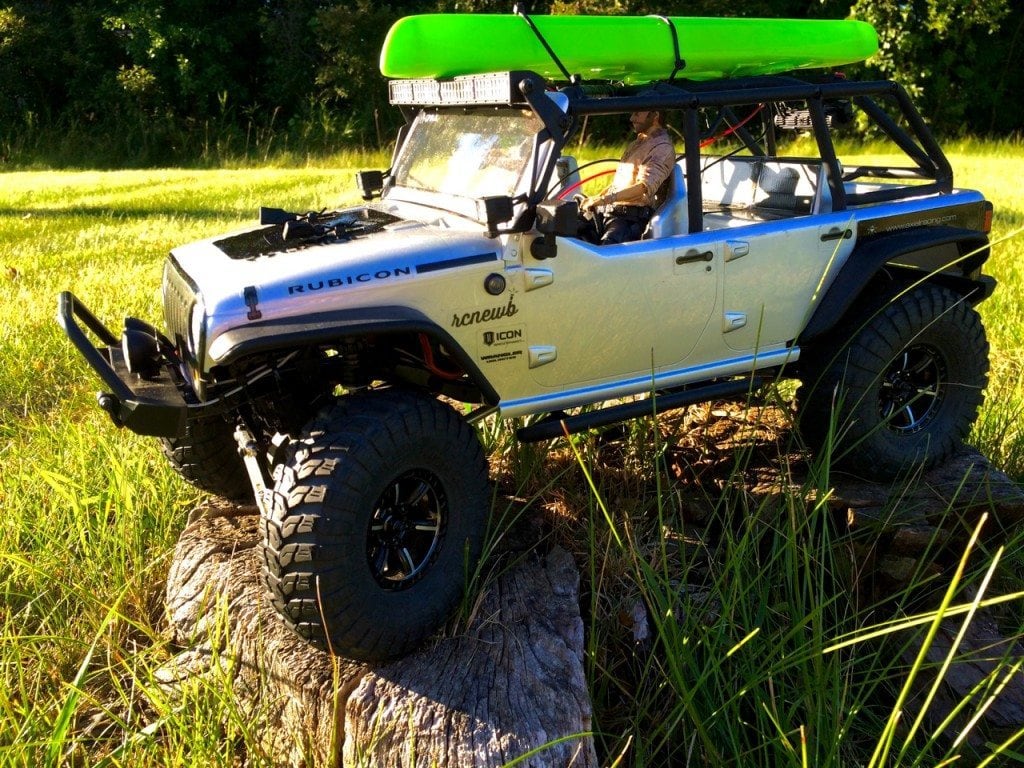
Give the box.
[877,344,946,434]
[368,469,447,589]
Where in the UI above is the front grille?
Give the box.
[162,256,199,362]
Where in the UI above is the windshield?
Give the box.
[391,109,543,201]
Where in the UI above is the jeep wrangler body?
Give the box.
[60,69,995,660]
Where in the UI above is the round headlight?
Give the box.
[121,327,162,379]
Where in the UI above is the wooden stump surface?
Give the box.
[162,503,596,768]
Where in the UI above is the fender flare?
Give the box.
[800,226,993,344]
[210,305,500,405]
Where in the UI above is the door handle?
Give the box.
[821,228,853,242]
[675,249,714,265]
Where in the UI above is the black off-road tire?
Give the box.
[797,284,988,478]
[260,389,491,661]
[160,414,252,501]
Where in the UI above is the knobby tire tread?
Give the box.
[259,389,490,660]
[160,414,252,501]
[797,284,988,478]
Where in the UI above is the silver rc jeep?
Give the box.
[60,68,996,660]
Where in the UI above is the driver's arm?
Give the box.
[582,181,648,210]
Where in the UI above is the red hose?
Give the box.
[419,334,465,381]
[701,104,764,148]
[557,168,616,199]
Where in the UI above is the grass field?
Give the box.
[1,145,1023,766]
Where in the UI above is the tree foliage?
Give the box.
[852,0,1023,134]
[0,0,1020,165]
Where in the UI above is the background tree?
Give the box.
[851,0,1022,135]
[311,1,418,147]
[0,3,71,131]
[0,0,1020,166]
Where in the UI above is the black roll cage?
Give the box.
[390,71,954,236]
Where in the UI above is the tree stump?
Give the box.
[666,402,1024,749]
[162,502,597,768]
[837,450,1024,748]
[899,605,1024,749]
[825,449,1024,593]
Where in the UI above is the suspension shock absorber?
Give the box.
[337,338,368,389]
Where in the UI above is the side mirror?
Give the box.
[479,195,515,238]
[356,170,385,200]
[531,199,579,260]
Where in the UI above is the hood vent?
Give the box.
[215,208,402,260]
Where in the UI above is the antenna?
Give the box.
[513,4,579,84]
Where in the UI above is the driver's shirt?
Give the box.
[610,127,676,208]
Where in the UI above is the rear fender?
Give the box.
[800,226,993,344]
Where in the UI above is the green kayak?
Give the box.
[380,14,878,84]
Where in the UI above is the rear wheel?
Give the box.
[260,389,491,661]
[797,284,988,478]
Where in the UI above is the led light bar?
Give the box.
[388,72,522,106]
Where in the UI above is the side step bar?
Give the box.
[515,377,765,443]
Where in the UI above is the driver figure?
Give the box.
[579,106,676,244]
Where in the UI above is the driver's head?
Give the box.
[630,90,665,134]
[629,109,663,134]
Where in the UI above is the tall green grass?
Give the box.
[0,166,383,766]
[1,147,1023,765]
[477,407,1024,765]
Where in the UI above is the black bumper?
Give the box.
[57,291,190,438]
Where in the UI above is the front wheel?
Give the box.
[160,413,252,501]
[797,285,989,478]
[260,390,491,661]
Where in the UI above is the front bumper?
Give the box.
[57,291,191,438]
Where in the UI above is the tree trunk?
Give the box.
[162,502,597,768]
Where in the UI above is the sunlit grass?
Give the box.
[949,150,1024,477]
[1,145,1023,765]
[0,165,375,765]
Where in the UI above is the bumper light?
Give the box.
[121,319,165,380]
